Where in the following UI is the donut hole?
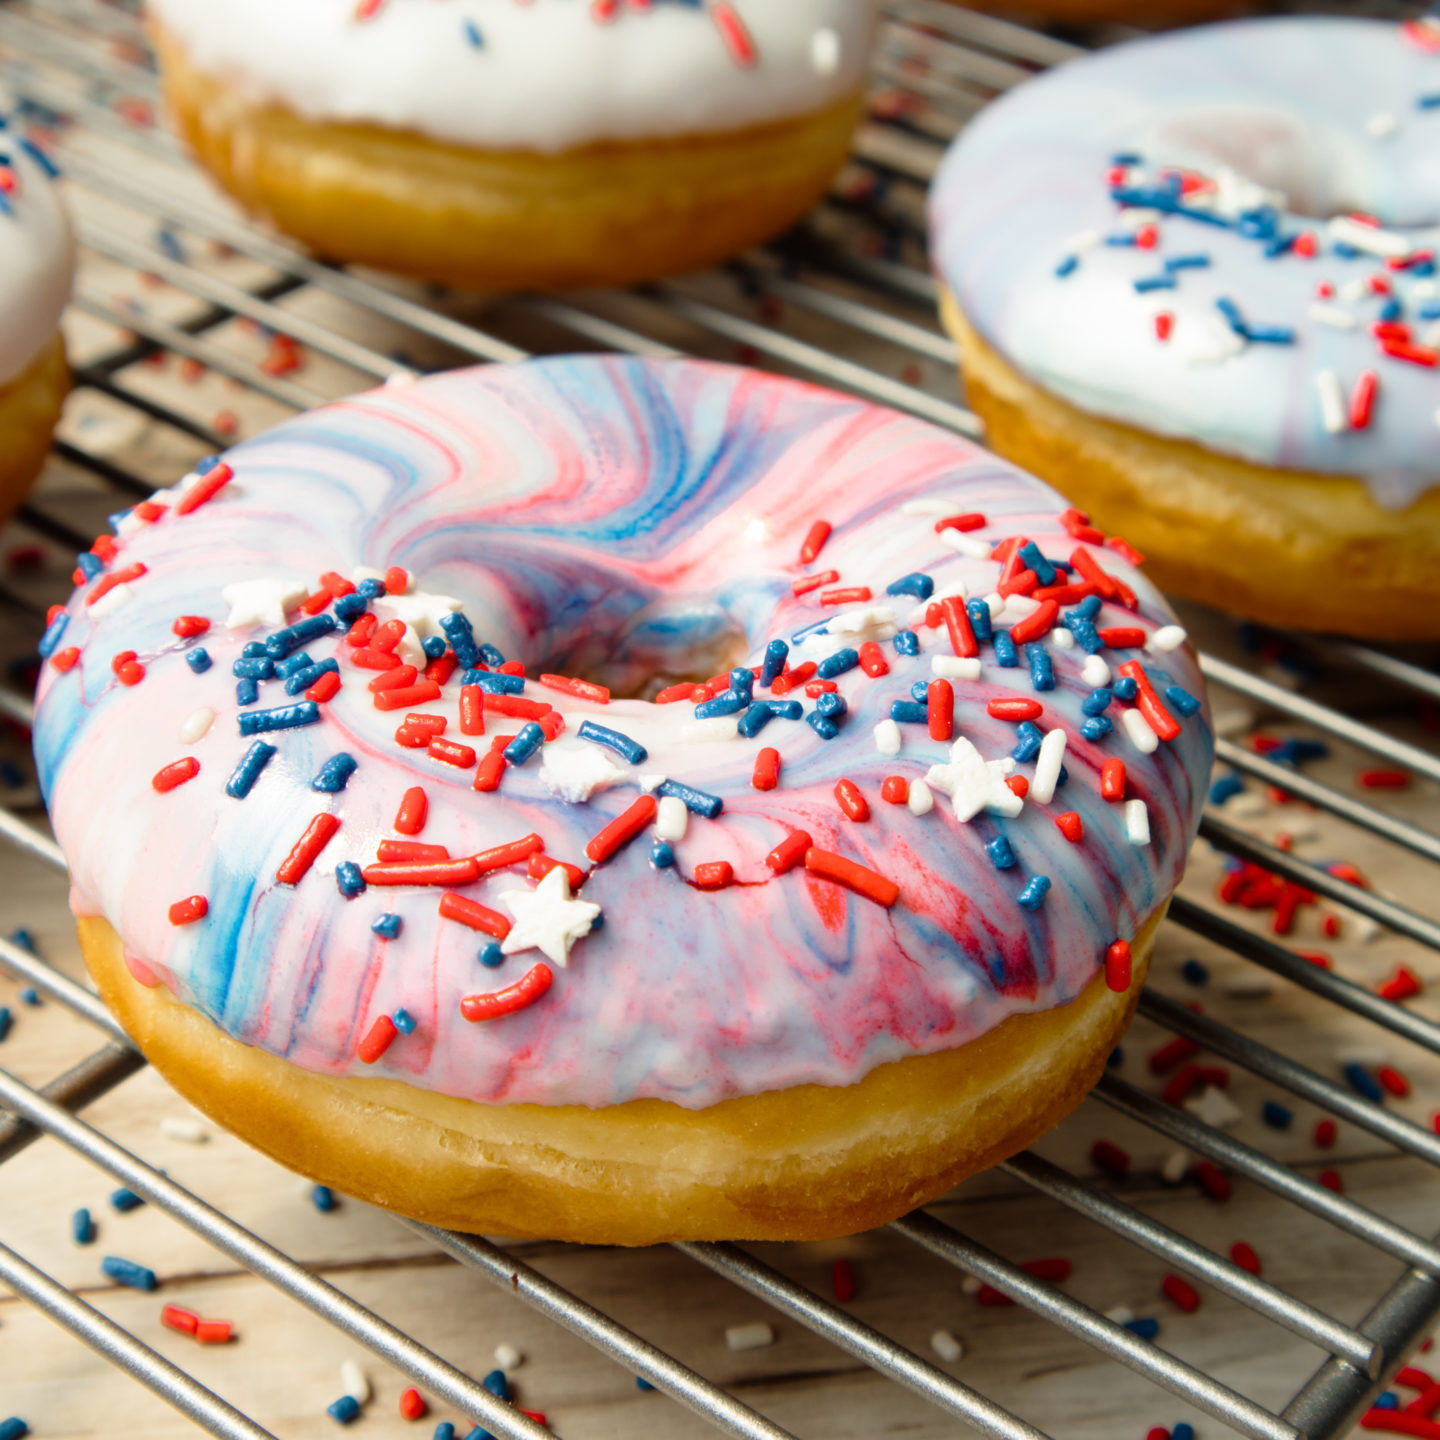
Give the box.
[1149,104,1439,225]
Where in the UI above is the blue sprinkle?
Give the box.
[285,658,338,695]
[439,612,478,668]
[0,1008,10,1043]
[636,1377,656,1392]
[1172,1425,1196,1440]
[807,711,839,740]
[235,678,259,706]
[817,648,860,680]
[311,1185,338,1213]
[20,989,39,1007]
[191,454,221,475]
[1017,875,1051,910]
[1112,677,1139,702]
[478,644,507,668]
[461,670,523,695]
[578,719,648,765]
[1246,323,1296,344]
[1264,232,1297,258]
[482,1370,510,1400]
[1262,1100,1293,1130]
[1111,151,1142,165]
[238,701,320,735]
[694,690,745,719]
[1421,301,1440,322]
[1378,296,1403,323]
[1107,1047,1124,1069]
[422,635,446,660]
[761,639,789,686]
[1215,296,1248,335]
[327,1396,361,1425]
[814,692,847,719]
[1124,1317,1159,1341]
[911,680,930,703]
[274,650,315,679]
[1081,717,1114,742]
[765,700,802,720]
[993,631,1018,667]
[101,1256,157,1291]
[263,615,337,659]
[656,780,723,819]
[1105,233,1137,248]
[371,913,401,940]
[1419,93,1440,109]
[1017,542,1057,587]
[1012,721,1043,764]
[886,572,934,600]
[986,835,1017,870]
[1374,1392,1400,1410]
[1166,684,1201,717]
[333,593,367,623]
[893,629,920,656]
[650,840,675,869]
[1055,254,1080,278]
[1343,1062,1383,1103]
[1209,772,1244,805]
[1063,611,1102,653]
[890,700,927,724]
[75,552,103,580]
[1075,594,1102,620]
[479,942,504,968]
[1181,958,1209,986]
[1164,254,1211,272]
[19,135,58,176]
[336,862,365,899]
[8,929,34,955]
[71,1208,94,1245]
[966,598,993,643]
[392,1008,416,1036]
[462,18,483,46]
[1026,643,1054,692]
[1133,274,1177,293]
[109,1187,143,1213]
[0,762,19,790]
[1082,688,1113,716]
[313,753,357,792]
[737,702,773,739]
[434,1426,457,1440]
[226,741,276,798]
[503,722,545,766]
[37,611,68,658]
[0,1418,29,1440]
[729,667,755,698]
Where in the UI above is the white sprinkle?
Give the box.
[1329,215,1411,258]
[1030,729,1067,807]
[926,738,1021,821]
[1315,369,1348,435]
[1185,313,1247,366]
[960,1276,983,1296]
[1308,302,1357,331]
[1121,708,1159,754]
[1119,207,1161,233]
[999,593,1040,622]
[159,1117,208,1144]
[538,743,628,804]
[493,1344,523,1370]
[1424,320,1440,351]
[1124,797,1151,846]
[907,778,935,816]
[1081,654,1112,689]
[1149,624,1187,653]
[1367,111,1398,138]
[1051,626,1074,650]
[351,566,386,585]
[901,498,962,516]
[1212,705,1256,738]
[826,604,898,639]
[726,1323,775,1352]
[1104,1304,1136,1325]
[1414,279,1440,302]
[638,772,666,792]
[679,718,739,743]
[809,25,840,74]
[1064,227,1104,253]
[1338,277,1370,303]
[1226,793,1269,819]
[873,718,902,756]
[981,593,1005,620]
[930,1329,964,1362]
[937,529,992,559]
[655,795,688,842]
[340,1360,371,1406]
[179,707,214,744]
[221,577,306,632]
[1160,1149,1191,1185]
[931,655,981,681]
[89,583,134,620]
[1185,1086,1242,1129]
[1225,975,1275,999]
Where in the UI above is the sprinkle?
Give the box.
[753,747,781,790]
[655,795,689,842]
[237,701,319,736]
[1091,1140,1130,1176]
[399,1389,427,1421]
[312,1185,338,1212]
[277,814,340,885]
[893,629,920,656]
[586,794,658,863]
[1121,708,1159,754]
[760,640,789,686]
[1030,730,1068,806]
[159,1117,208,1144]
[336,862,365,898]
[1378,966,1422,1001]
[927,679,954,741]
[1105,940,1132,992]
[1124,799,1151,846]
[834,778,870,821]
[858,641,889,677]
[1165,685,1202,717]
[873,718,902,757]
[694,861,734,890]
[174,462,233,515]
[152,757,200,793]
[394,787,428,836]
[987,836,1017,870]
[887,572,933,600]
[656,780,724,819]
[799,520,832,564]
[1161,1275,1200,1313]
[1100,759,1126,801]
[907,778,934,815]
[930,1330,964,1363]
[437,892,511,940]
[101,1256,157,1291]
[1017,875,1051,910]
[766,830,813,874]
[312,753,357,792]
[168,895,208,925]
[1359,768,1410,789]
[371,914,402,940]
[357,1016,398,1064]
[460,963,553,1021]
[1314,1119,1338,1149]
[725,1323,774,1352]
[71,1208,94,1245]
[182,712,216,747]
[816,648,860,680]
[1350,370,1379,429]
[327,1396,360,1425]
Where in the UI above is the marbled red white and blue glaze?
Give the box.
[930,16,1440,509]
[34,358,1210,1110]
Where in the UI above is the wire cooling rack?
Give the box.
[0,1,1438,1436]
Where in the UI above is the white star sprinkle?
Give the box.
[537,742,629,803]
[498,866,602,969]
[222,577,307,632]
[372,588,462,640]
[925,738,1022,823]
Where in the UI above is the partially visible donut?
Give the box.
[147,0,873,290]
[35,357,1211,1243]
[930,16,1440,638]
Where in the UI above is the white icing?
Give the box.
[148,0,873,155]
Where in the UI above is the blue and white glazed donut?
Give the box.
[930,14,1440,639]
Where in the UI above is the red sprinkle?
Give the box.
[459,684,485,736]
[1194,1160,1232,1202]
[51,647,80,673]
[800,520,833,565]
[428,737,477,769]
[1090,1139,1130,1176]
[172,615,209,638]
[399,1388,427,1421]
[276,814,340,885]
[474,750,506,793]
[161,1306,199,1335]
[383,565,408,595]
[174,462,233,515]
[1379,1065,1412,1098]
[1117,661,1181,742]
[880,775,909,805]
[437,892,511,939]
[752,747,781,791]
[586,794,658,864]
[792,570,839,598]
[347,615,378,647]
[1006,775,1029,799]
[1098,627,1146,649]
[395,786,428,836]
[370,619,405,654]
[460,964,553,1022]
[1314,1118,1338,1149]
[1009,599,1059,645]
[537,673,610,705]
[694,861,735,891]
[835,778,870,822]
[306,671,341,703]
[373,682,443,712]
[357,1015,398,1064]
[934,512,986,533]
[1105,536,1145,567]
[803,848,899,908]
[152,758,200,793]
[378,841,450,864]
[1163,1063,1203,1108]
[363,858,480,887]
[1379,966,1422,1002]
[832,1259,856,1304]
[1230,1241,1261,1277]
[1055,812,1084,843]
[1100,759,1127,802]
[928,679,954,742]
[1059,507,1104,544]
[473,834,545,876]
[941,596,979,658]
[352,647,402,672]
[1104,939,1132,992]
[988,697,1042,722]
[766,831,812,874]
[1149,1036,1200,1075]
[1155,311,1174,342]
[1319,1169,1343,1194]
[529,853,585,891]
[370,664,419,693]
[1161,1275,1200,1312]
[1350,370,1379,429]
[1359,768,1411,789]
[1070,547,1119,600]
[87,563,147,608]
[168,895,208,926]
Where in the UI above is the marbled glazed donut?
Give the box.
[930,15,1440,639]
[35,357,1211,1244]
[147,0,873,290]
[0,110,73,524]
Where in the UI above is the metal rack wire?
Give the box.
[0,1,1437,1436]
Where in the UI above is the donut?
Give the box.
[0,114,73,525]
[146,0,872,291]
[929,15,1440,640]
[942,1,1248,28]
[35,356,1211,1244]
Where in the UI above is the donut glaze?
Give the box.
[145,0,873,154]
[0,106,73,385]
[34,358,1211,1111]
[930,16,1440,511]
